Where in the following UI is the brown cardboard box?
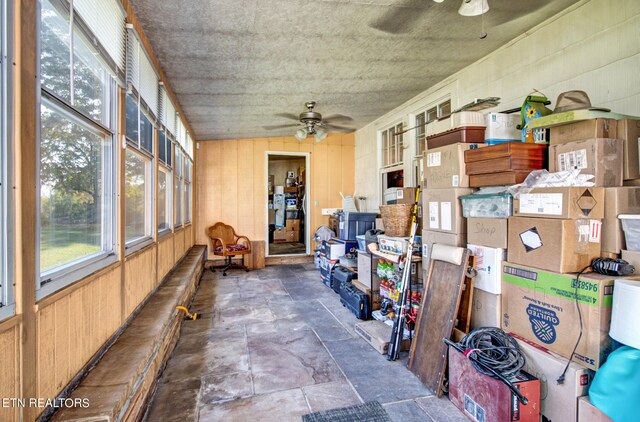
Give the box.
[470,288,501,330]
[421,229,467,269]
[514,335,593,422]
[550,118,617,145]
[602,187,640,253]
[578,396,613,422]
[507,217,602,273]
[466,218,508,249]
[549,138,623,187]
[513,187,605,220]
[621,249,640,269]
[354,320,411,354]
[501,262,619,370]
[285,219,301,232]
[273,228,288,242]
[618,119,640,180]
[423,143,476,189]
[423,188,474,234]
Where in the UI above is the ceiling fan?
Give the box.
[263,101,355,142]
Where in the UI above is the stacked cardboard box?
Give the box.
[422,143,476,275]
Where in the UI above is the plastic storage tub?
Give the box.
[460,193,513,218]
[337,212,378,241]
[356,235,366,251]
[484,112,521,143]
[426,111,486,137]
[619,214,640,251]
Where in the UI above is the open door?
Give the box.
[266,152,310,257]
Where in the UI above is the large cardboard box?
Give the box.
[467,217,508,249]
[618,119,640,180]
[285,219,301,232]
[550,118,617,145]
[514,335,593,422]
[470,288,501,329]
[602,187,640,254]
[549,138,623,187]
[357,252,372,289]
[467,244,505,294]
[501,262,617,370]
[578,396,613,422]
[507,217,601,273]
[421,229,467,269]
[513,187,605,220]
[423,188,474,234]
[423,143,474,189]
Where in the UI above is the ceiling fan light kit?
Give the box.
[266,100,355,141]
[458,0,489,17]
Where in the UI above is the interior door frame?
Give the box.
[265,151,311,257]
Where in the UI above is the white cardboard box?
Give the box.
[467,243,505,294]
[515,335,593,422]
[470,288,501,330]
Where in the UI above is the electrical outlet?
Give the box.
[321,208,339,215]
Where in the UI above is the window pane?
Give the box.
[174,174,182,226]
[427,107,437,123]
[73,29,107,124]
[125,150,150,242]
[166,139,173,167]
[439,100,451,117]
[140,110,153,153]
[125,94,139,142]
[183,181,190,223]
[158,130,166,163]
[41,0,71,102]
[158,169,168,231]
[40,103,106,272]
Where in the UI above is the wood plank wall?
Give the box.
[195,134,355,256]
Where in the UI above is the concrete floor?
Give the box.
[144,263,468,421]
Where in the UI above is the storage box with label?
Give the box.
[484,112,521,144]
[513,187,605,220]
[460,193,513,218]
[514,334,593,422]
[618,119,640,180]
[470,288,501,329]
[422,188,474,234]
[467,218,508,249]
[507,217,602,273]
[549,138,623,187]
[421,230,467,270]
[384,187,419,205]
[467,244,505,294]
[337,212,378,241]
[578,396,613,422]
[601,187,640,254]
[549,118,617,145]
[501,262,619,370]
[378,235,409,255]
[423,143,479,189]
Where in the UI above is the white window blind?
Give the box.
[161,87,177,136]
[176,117,185,147]
[186,133,193,158]
[126,27,158,117]
[73,0,126,72]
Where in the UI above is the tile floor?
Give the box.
[144,263,467,422]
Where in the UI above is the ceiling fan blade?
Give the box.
[262,123,301,130]
[323,123,356,133]
[323,114,354,124]
[274,113,300,121]
[369,0,431,34]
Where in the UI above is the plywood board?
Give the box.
[408,248,470,396]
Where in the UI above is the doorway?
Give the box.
[266,152,310,257]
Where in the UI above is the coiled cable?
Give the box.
[459,327,526,380]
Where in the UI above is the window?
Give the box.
[413,98,451,185]
[174,148,183,227]
[39,0,120,297]
[158,166,171,233]
[124,149,152,244]
[184,158,192,224]
[381,123,403,167]
[0,0,15,318]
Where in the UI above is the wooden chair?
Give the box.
[207,222,252,276]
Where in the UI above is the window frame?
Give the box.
[183,157,192,225]
[157,163,172,237]
[0,0,15,319]
[380,122,403,168]
[37,0,119,299]
[174,147,183,228]
[124,146,153,252]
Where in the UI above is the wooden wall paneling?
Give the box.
[269,137,285,151]
[68,289,84,376]
[207,141,223,244]
[298,140,314,245]
[81,280,94,367]
[37,304,56,400]
[283,137,300,152]
[252,139,269,241]
[221,140,239,229]
[341,142,356,201]
[313,142,329,233]
[174,230,185,263]
[157,235,174,282]
[328,142,343,204]
[236,139,254,238]
[54,297,71,392]
[0,327,20,421]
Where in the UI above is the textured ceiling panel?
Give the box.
[129,0,578,140]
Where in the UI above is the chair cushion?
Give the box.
[215,244,249,253]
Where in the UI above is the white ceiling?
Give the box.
[129,0,579,140]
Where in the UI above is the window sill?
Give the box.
[0,308,19,331]
[158,229,173,241]
[125,237,154,257]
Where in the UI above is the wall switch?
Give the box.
[322,208,339,215]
